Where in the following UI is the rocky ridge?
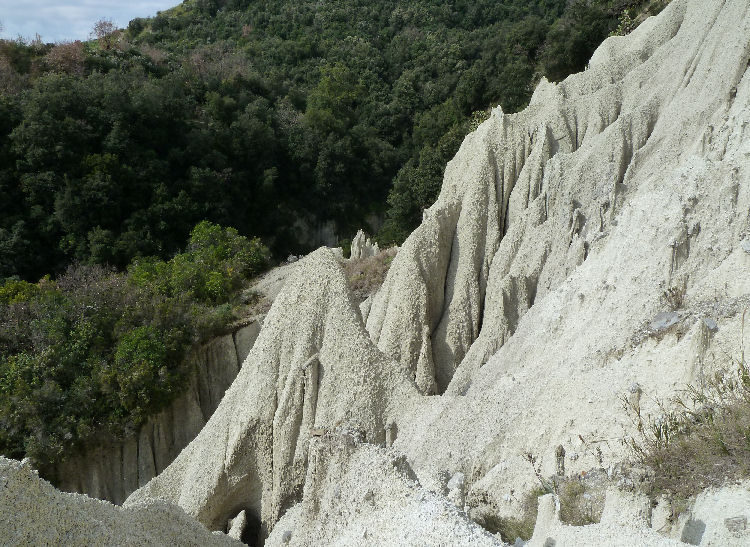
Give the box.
[125,249,418,539]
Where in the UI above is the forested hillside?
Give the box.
[0,0,666,281]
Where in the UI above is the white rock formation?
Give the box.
[367,0,750,403]
[0,457,239,546]
[49,319,262,504]
[350,230,380,260]
[252,260,303,302]
[380,0,750,521]
[125,249,417,539]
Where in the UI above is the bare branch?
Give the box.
[92,18,116,50]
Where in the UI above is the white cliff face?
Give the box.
[49,320,262,504]
[390,0,750,521]
[12,0,750,544]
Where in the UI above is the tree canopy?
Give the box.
[0,0,662,281]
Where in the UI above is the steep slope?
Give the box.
[126,249,417,539]
[123,0,750,544]
[387,0,750,520]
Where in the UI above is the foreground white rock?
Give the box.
[680,483,750,546]
[0,457,238,546]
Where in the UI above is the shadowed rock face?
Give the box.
[120,0,750,544]
[48,320,262,505]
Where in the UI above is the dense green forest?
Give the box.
[0,0,665,282]
[0,0,668,466]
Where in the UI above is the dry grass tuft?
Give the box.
[475,488,544,543]
[662,279,687,310]
[557,479,600,526]
[623,311,750,499]
[342,247,397,302]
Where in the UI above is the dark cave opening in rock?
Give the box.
[240,510,263,547]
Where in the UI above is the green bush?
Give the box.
[113,326,185,425]
[129,220,270,304]
[0,221,268,467]
[0,279,40,305]
[127,256,172,295]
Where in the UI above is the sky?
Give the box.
[0,0,180,43]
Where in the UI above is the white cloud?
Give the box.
[0,0,180,43]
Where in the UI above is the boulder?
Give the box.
[0,457,238,546]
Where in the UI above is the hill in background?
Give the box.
[0,0,666,281]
